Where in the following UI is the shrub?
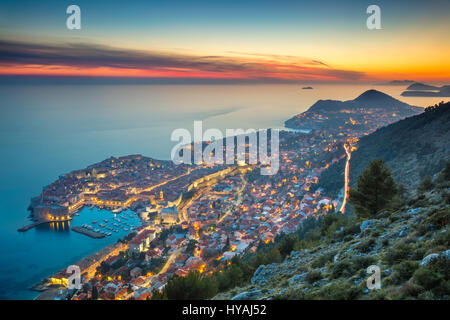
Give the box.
[383,242,414,265]
[352,256,377,271]
[392,261,419,283]
[160,272,218,300]
[306,270,323,284]
[277,233,299,258]
[344,222,362,236]
[329,261,353,279]
[413,268,441,290]
[311,252,335,268]
[311,282,362,300]
[429,256,450,276]
[417,176,434,193]
[415,223,428,236]
[343,235,354,242]
[397,281,423,299]
[426,208,450,229]
[410,247,426,261]
[430,227,450,247]
[417,290,436,300]
[356,238,376,253]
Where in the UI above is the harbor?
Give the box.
[71,226,105,239]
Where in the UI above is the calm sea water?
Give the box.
[0,83,443,299]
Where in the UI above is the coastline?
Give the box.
[72,226,105,239]
[34,240,128,300]
[7,87,441,300]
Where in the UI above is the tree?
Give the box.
[417,175,434,193]
[217,264,244,291]
[397,184,408,199]
[91,285,99,300]
[151,289,166,300]
[436,161,450,184]
[162,272,218,300]
[277,233,298,258]
[442,162,450,181]
[185,240,198,254]
[349,159,397,218]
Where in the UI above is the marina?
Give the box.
[72,226,105,239]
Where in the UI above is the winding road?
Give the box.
[339,144,351,213]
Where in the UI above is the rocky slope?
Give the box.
[349,101,450,192]
[317,101,450,197]
[214,182,449,300]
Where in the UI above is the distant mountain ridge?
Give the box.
[401,83,450,97]
[406,82,440,91]
[317,101,450,197]
[285,90,422,132]
[349,101,450,191]
[376,80,416,86]
[213,102,450,301]
[307,89,421,113]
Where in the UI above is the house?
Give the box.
[130,267,142,278]
[134,288,152,300]
[223,251,236,260]
[160,205,179,224]
[129,229,157,253]
[175,268,190,277]
[145,248,163,262]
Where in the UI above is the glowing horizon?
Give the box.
[0,0,449,83]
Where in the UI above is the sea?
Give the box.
[0,83,443,299]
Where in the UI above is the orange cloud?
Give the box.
[0,40,365,82]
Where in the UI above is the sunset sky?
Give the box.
[0,0,449,83]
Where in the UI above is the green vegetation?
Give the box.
[154,160,450,301]
[417,176,434,193]
[152,272,218,300]
[349,159,398,218]
[305,270,323,284]
[349,102,450,192]
[153,211,357,300]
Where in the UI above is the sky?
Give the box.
[0,0,449,83]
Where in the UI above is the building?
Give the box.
[160,205,179,224]
[129,229,157,253]
[33,204,70,222]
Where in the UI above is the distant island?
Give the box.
[377,80,416,86]
[285,89,422,135]
[401,82,450,97]
[406,82,440,91]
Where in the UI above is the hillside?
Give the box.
[308,90,418,112]
[214,166,450,300]
[402,85,450,97]
[349,101,450,192]
[406,82,440,91]
[318,101,450,197]
[210,102,450,301]
[285,90,422,133]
